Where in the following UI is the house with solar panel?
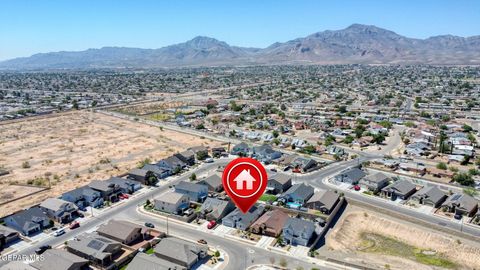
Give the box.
[66,232,122,267]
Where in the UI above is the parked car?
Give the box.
[353,185,361,191]
[77,212,84,218]
[35,245,51,255]
[69,221,80,229]
[119,194,130,199]
[145,222,155,228]
[205,158,214,163]
[269,168,277,172]
[454,214,462,220]
[207,220,216,229]
[54,229,65,237]
[197,239,207,245]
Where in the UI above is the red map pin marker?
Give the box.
[222,157,267,213]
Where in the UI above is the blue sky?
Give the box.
[0,0,479,60]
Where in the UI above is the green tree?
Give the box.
[372,134,385,144]
[343,135,354,144]
[189,173,197,181]
[379,120,393,129]
[436,162,447,170]
[272,130,279,138]
[462,124,473,132]
[453,172,474,186]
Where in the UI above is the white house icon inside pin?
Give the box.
[233,169,256,190]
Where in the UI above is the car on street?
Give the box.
[205,158,214,163]
[353,185,361,191]
[145,222,155,228]
[207,220,216,229]
[54,229,65,237]
[197,239,207,245]
[35,245,51,255]
[119,193,130,199]
[69,221,80,229]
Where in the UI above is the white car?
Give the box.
[53,229,65,237]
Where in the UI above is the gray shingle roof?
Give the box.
[154,237,206,267]
[283,217,315,236]
[384,180,416,194]
[307,190,340,210]
[175,181,206,193]
[40,198,77,212]
[270,174,291,185]
[412,186,445,203]
[31,249,88,270]
[156,192,188,204]
[126,253,183,270]
[283,183,314,200]
[67,232,121,261]
[363,172,389,183]
[97,220,145,243]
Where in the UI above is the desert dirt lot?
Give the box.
[326,206,480,270]
[0,110,220,217]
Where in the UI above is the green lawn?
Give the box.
[145,247,154,254]
[359,232,457,269]
[259,194,277,202]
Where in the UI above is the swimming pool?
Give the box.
[287,202,302,209]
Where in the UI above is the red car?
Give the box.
[119,194,130,199]
[69,221,80,229]
[207,220,216,229]
[353,185,361,191]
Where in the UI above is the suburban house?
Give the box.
[88,180,122,202]
[154,192,190,214]
[105,177,141,194]
[126,252,186,270]
[66,232,122,267]
[188,146,209,160]
[306,190,340,214]
[381,180,417,200]
[222,205,265,230]
[30,249,89,270]
[291,157,318,173]
[250,209,289,237]
[157,155,187,173]
[174,181,208,202]
[0,262,37,270]
[127,168,158,185]
[97,219,147,246]
[282,218,316,246]
[4,207,51,236]
[267,174,292,194]
[359,172,390,192]
[231,142,250,156]
[0,225,20,250]
[442,193,478,216]
[39,198,78,224]
[199,198,235,221]
[199,174,223,192]
[252,144,282,163]
[174,150,196,166]
[398,162,426,175]
[280,183,314,205]
[211,147,227,158]
[154,237,207,269]
[61,186,104,209]
[142,164,171,179]
[334,168,366,185]
[410,186,447,208]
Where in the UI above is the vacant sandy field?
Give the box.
[327,207,480,269]
[0,111,219,217]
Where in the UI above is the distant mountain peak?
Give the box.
[1,24,479,69]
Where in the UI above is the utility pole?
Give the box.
[166,215,169,235]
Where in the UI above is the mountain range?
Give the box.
[1,24,479,69]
